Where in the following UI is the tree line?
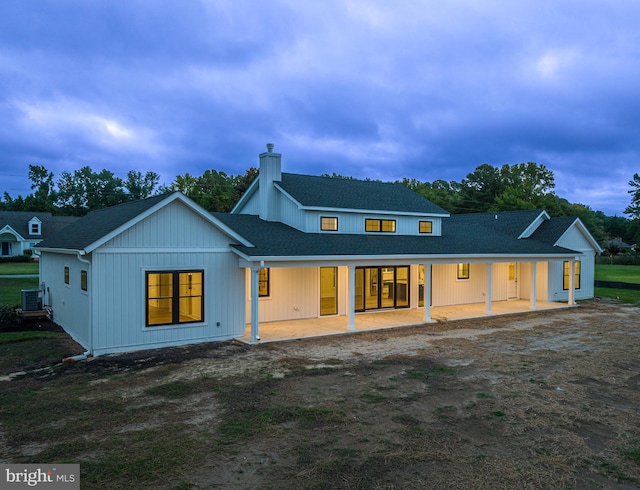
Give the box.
[2,162,639,246]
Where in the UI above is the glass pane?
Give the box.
[365,219,380,232]
[381,267,395,308]
[381,220,396,232]
[148,298,172,325]
[179,297,202,322]
[320,267,337,315]
[395,267,409,308]
[508,263,515,281]
[179,272,202,296]
[355,268,364,311]
[418,265,425,307]
[365,268,379,309]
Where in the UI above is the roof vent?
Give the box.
[495,214,498,220]
[266,143,274,152]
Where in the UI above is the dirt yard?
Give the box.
[2,299,640,489]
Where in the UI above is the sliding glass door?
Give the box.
[354,266,409,311]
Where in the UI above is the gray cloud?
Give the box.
[1,0,638,215]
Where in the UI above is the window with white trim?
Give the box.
[146,270,204,326]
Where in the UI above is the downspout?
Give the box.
[72,251,93,360]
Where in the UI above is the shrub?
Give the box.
[0,254,33,263]
[0,304,19,331]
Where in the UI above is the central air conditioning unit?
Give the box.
[21,289,42,311]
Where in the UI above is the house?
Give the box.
[0,212,79,257]
[35,145,602,356]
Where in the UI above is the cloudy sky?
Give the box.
[1,1,638,216]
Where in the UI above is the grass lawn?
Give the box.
[595,287,640,306]
[594,264,640,305]
[0,277,40,306]
[595,264,640,283]
[0,262,39,275]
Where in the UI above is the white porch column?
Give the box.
[348,265,356,332]
[424,263,432,323]
[530,261,537,310]
[486,262,493,316]
[250,266,260,343]
[569,259,576,305]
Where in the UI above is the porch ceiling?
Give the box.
[238,300,573,344]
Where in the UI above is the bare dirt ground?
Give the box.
[2,298,640,489]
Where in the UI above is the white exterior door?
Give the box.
[508,263,518,299]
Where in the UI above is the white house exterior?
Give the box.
[36,145,602,356]
[0,212,78,257]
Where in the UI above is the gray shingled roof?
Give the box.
[35,193,176,250]
[277,173,449,215]
[212,211,578,259]
[0,211,79,239]
[35,190,582,260]
[529,216,578,245]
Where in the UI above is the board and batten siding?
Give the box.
[39,251,91,348]
[302,210,443,235]
[245,267,319,323]
[86,199,245,355]
[91,250,244,355]
[543,226,597,302]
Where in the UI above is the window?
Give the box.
[320,216,338,231]
[457,263,470,280]
[29,219,41,235]
[365,219,396,233]
[419,221,433,234]
[146,270,204,327]
[80,270,88,291]
[64,266,70,285]
[563,261,581,290]
[259,268,270,297]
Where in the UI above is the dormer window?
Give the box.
[365,219,396,233]
[320,216,338,231]
[28,217,42,236]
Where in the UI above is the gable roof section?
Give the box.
[275,173,450,216]
[36,192,251,253]
[213,211,578,261]
[0,211,79,240]
[530,216,603,253]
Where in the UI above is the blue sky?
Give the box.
[1,1,639,216]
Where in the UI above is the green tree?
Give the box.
[493,162,556,211]
[24,164,57,212]
[458,164,505,213]
[124,170,160,200]
[624,173,640,220]
[56,166,126,215]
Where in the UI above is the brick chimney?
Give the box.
[259,143,281,221]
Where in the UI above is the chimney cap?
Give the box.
[266,143,274,152]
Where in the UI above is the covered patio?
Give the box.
[239,299,574,343]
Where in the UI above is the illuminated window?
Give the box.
[419,221,433,234]
[64,266,70,285]
[80,270,88,291]
[320,216,338,231]
[259,268,270,297]
[563,261,581,290]
[457,263,470,280]
[146,271,203,327]
[365,219,396,233]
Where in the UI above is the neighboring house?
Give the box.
[0,212,78,257]
[36,145,602,356]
